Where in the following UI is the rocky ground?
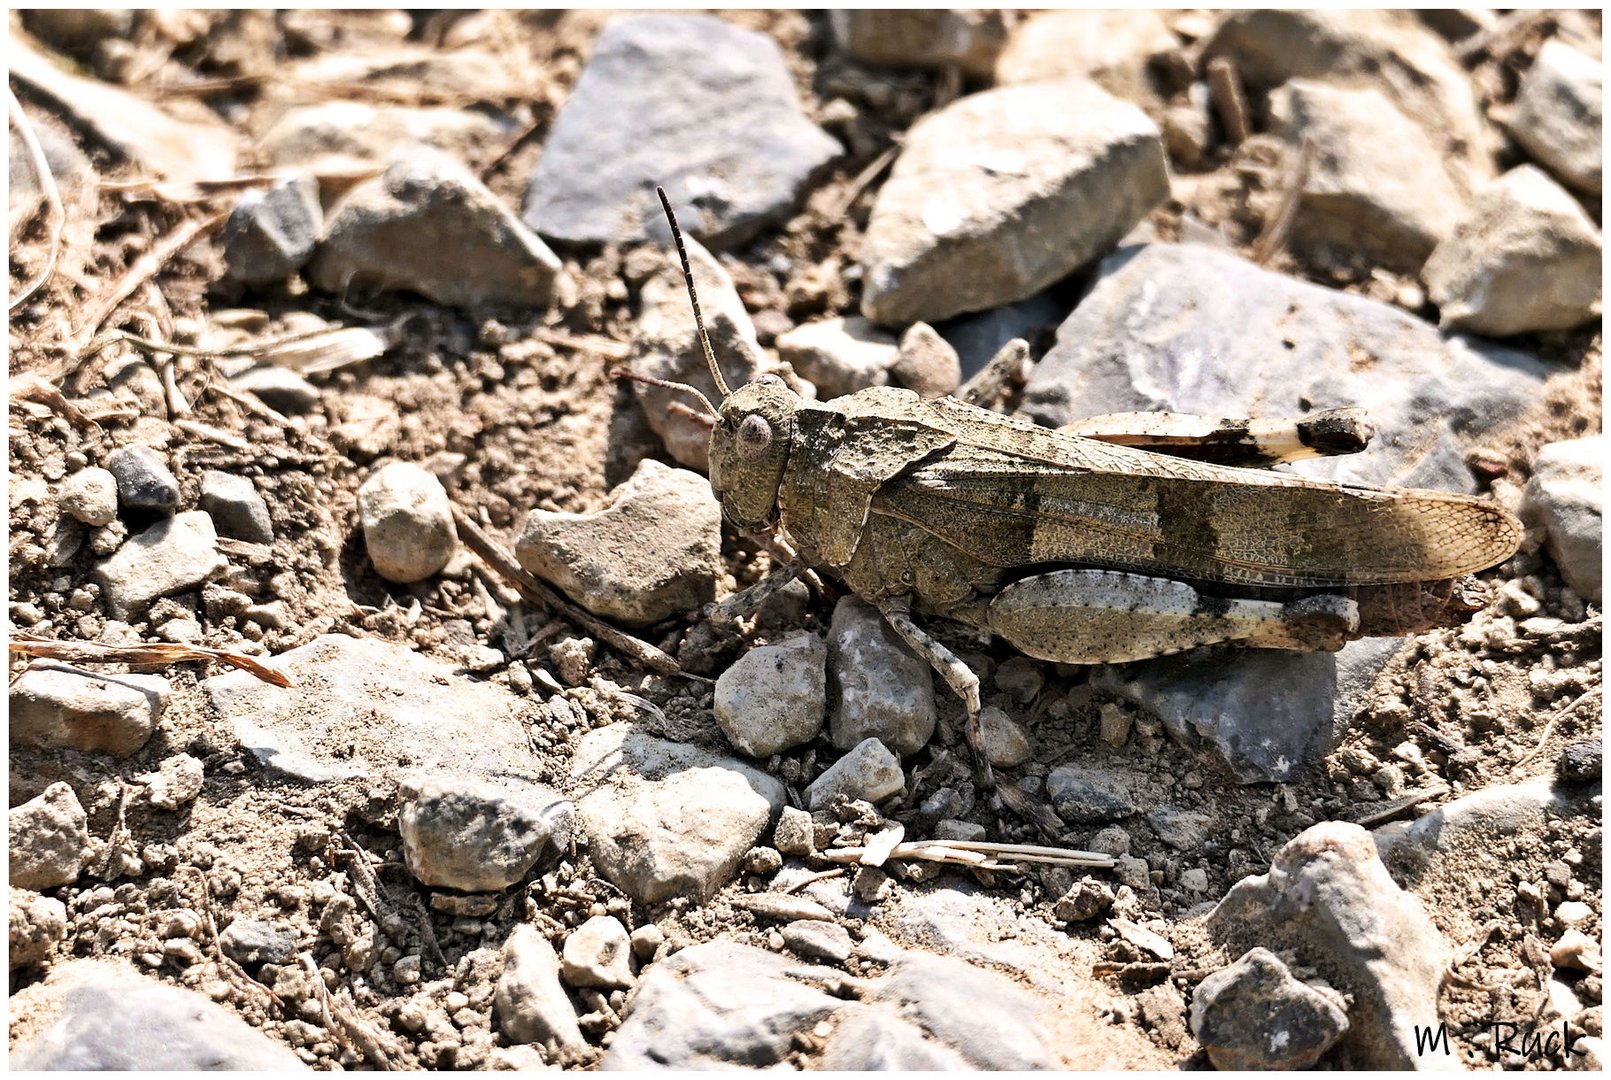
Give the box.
[6,8,1604,1072]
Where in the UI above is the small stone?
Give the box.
[495,925,585,1057]
[828,596,935,757]
[781,919,853,964]
[358,462,458,584]
[8,783,90,890]
[1161,83,1214,168]
[1519,437,1602,602]
[732,892,835,924]
[891,322,962,399]
[9,889,69,970]
[1556,901,1594,928]
[518,459,721,627]
[309,150,560,308]
[773,806,815,856]
[198,470,274,544]
[561,915,633,989]
[10,660,169,758]
[1054,880,1114,923]
[1112,916,1174,961]
[1508,41,1602,196]
[830,10,1006,80]
[852,865,890,903]
[1088,825,1131,856]
[714,633,828,758]
[58,467,119,526]
[629,924,665,962]
[230,366,319,415]
[1181,867,1210,893]
[221,174,322,287]
[775,316,898,399]
[1423,166,1602,337]
[979,706,1032,768]
[1045,766,1136,824]
[1552,930,1603,974]
[995,9,1179,102]
[547,636,593,687]
[743,846,783,876]
[93,511,226,620]
[106,444,180,514]
[397,773,568,893]
[1190,947,1350,1070]
[1148,806,1212,851]
[806,738,905,811]
[429,892,497,917]
[218,918,298,967]
[993,656,1044,702]
[933,818,986,843]
[259,101,508,171]
[1098,702,1133,747]
[392,954,421,985]
[136,754,205,810]
[1558,740,1602,784]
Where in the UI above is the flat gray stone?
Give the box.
[806,737,904,811]
[782,919,853,964]
[861,81,1168,325]
[775,316,898,399]
[524,13,838,249]
[1508,40,1602,196]
[828,596,935,757]
[199,470,273,544]
[203,633,540,785]
[221,174,322,287]
[10,660,170,759]
[714,632,828,758]
[1045,765,1136,823]
[8,782,90,890]
[218,918,298,967]
[1191,947,1350,1070]
[230,365,319,415]
[398,773,571,892]
[92,511,226,620]
[867,951,1059,1069]
[1519,436,1602,602]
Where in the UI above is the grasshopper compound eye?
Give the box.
[736,414,772,460]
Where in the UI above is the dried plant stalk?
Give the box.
[9,631,292,687]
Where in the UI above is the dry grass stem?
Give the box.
[7,86,66,312]
[9,631,293,688]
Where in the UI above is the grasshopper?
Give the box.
[644,188,1522,831]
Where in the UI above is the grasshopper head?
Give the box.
[708,374,797,530]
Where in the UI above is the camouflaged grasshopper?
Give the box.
[645,188,1522,830]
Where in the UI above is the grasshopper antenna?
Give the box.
[655,185,731,400]
[612,367,718,421]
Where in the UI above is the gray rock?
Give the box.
[523,14,838,249]
[205,633,540,786]
[230,366,320,415]
[1147,806,1213,851]
[1209,821,1450,1070]
[358,461,457,584]
[1267,79,1465,269]
[1509,41,1602,197]
[9,889,68,970]
[819,1004,972,1069]
[106,443,179,514]
[892,322,962,399]
[398,773,569,892]
[1045,765,1136,824]
[10,660,169,758]
[1519,437,1602,601]
[861,81,1168,325]
[259,101,509,171]
[1424,165,1602,336]
[92,511,226,619]
[807,737,905,811]
[1558,740,1602,784]
[1373,776,1577,886]
[772,805,815,856]
[9,959,307,1070]
[1190,947,1350,1070]
[714,633,828,758]
[218,918,297,967]
[867,952,1058,1069]
[731,891,835,924]
[937,289,1070,383]
[516,459,721,627]
[571,724,786,905]
[495,925,586,1058]
[830,10,1007,80]
[603,940,843,1069]
[782,918,854,964]
[979,706,1032,768]
[221,174,322,287]
[561,915,633,989]
[309,150,560,307]
[630,233,764,471]
[8,783,90,890]
[775,316,898,399]
[828,596,935,757]
[135,754,205,810]
[199,470,273,544]
[57,467,118,526]
[995,10,1179,102]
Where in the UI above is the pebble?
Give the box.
[1148,806,1213,851]
[772,806,815,856]
[8,783,90,890]
[135,754,205,810]
[1519,436,1602,602]
[806,737,905,811]
[1558,741,1602,784]
[523,14,838,249]
[775,316,898,399]
[205,633,539,785]
[494,925,585,1058]
[934,818,987,843]
[259,101,509,172]
[198,470,274,544]
[92,511,226,620]
[571,724,786,905]
[1099,702,1134,747]
[827,596,935,757]
[1423,165,1602,337]
[9,889,69,970]
[630,924,665,962]
[8,959,307,1069]
[221,174,322,287]
[630,234,765,471]
[1508,41,1602,196]
[218,918,298,967]
[561,915,633,989]
[1552,930,1602,974]
[891,322,961,399]
[1556,901,1594,928]
[994,656,1044,702]
[57,467,119,526]
[995,9,1179,102]
[1054,880,1115,923]
[398,773,570,893]
[1209,821,1449,1068]
[516,458,722,627]
[308,150,561,308]
[830,10,1006,79]
[860,81,1167,325]
[1181,867,1210,893]
[106,444,180,515]
[358,461,458,584]
[229,366,319,415]
[1045,765,1136,824]
[1190,947,1350,1069]
[10,660,169,758]
[781,919,854,964]
[979,706,1032,768]
[714,632,828,758]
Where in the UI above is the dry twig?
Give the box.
[9,631,292,687]
[68,210,229,353]
[1252,136,1316,265]
[1206,57,1251,146]
[7,85,65,312]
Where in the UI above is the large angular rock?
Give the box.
[398,773,571,892]
[10,660,169,758]
[1508,41,1602,197]
[92,511,226,619]
[523,14,838,249]
[8,782,90,890]
[995,10,1179,102]
[1191,948,1350,1070]
[860,81,1168,325]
